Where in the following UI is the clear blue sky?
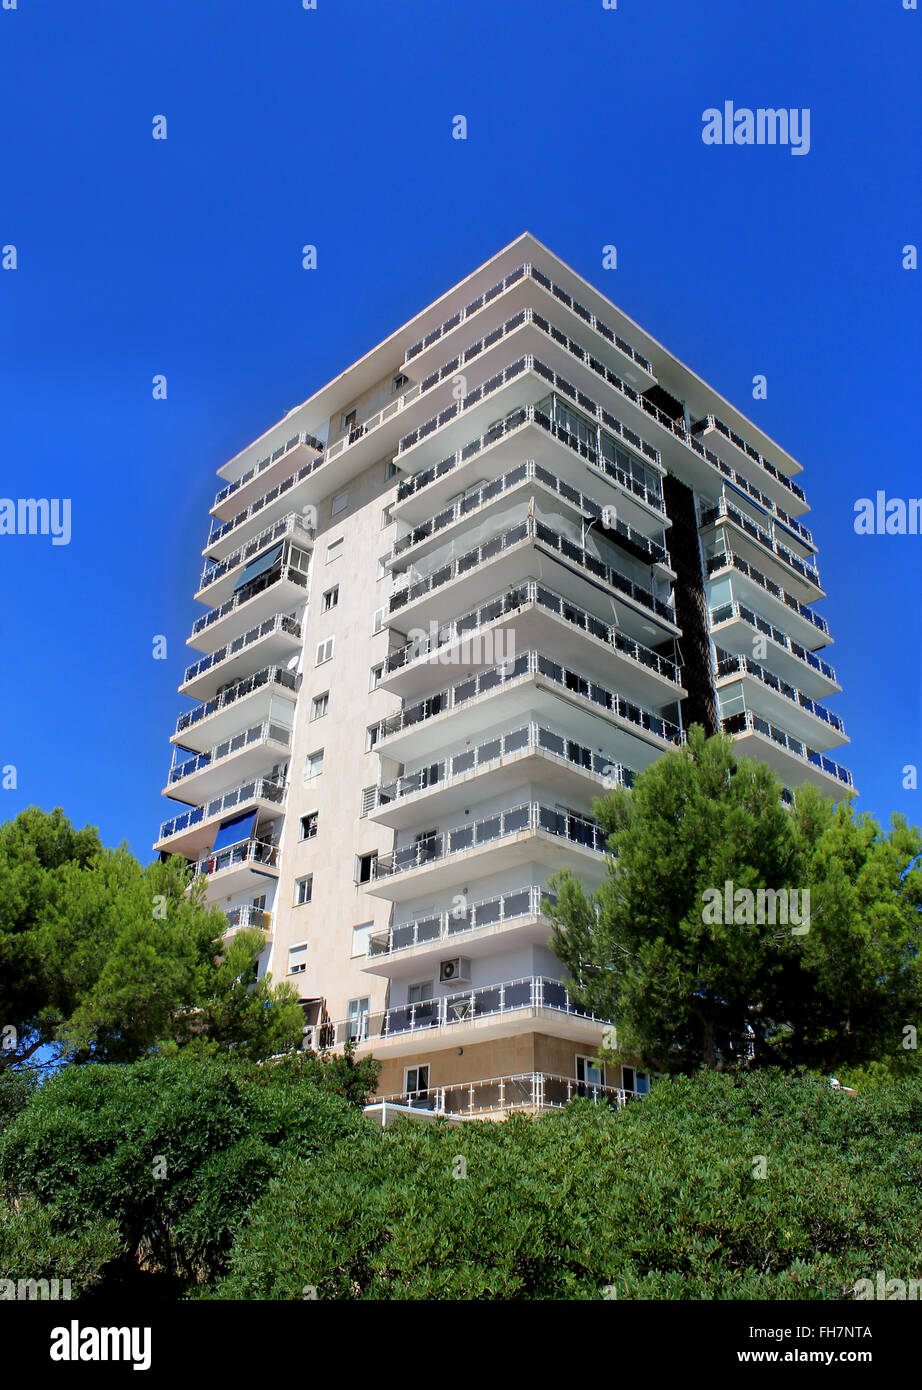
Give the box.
[0,0,919,859]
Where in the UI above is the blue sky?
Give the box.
[0,0,919,859]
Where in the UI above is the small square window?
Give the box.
[294,875,313,906]
[322,585,339,612]
[316,637,334,665]
[304,749,324,779]
[300,812,318,840]
[352,921,375,958]
[392,375,408,395]
[405,1064,430,1094]
[311,692,329,720]
[356,852,378,885]
[327,538,343,563]
[371,606,386,635]
[366,723,381,752]
[341,410,357,432]
[332,490,349,517]
[289,942,307,975]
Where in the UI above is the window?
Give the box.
[371,606,386,634]
[356,851,378,884]
[294,875,313,906]
[304,748,324,779]
[251,894,267,911]
[299,812,318,840]
[316,637,334,665]
[370,664,384,690]
[341,409,356,432]
[576,1055,605,1090]
[326,538,343,563]
[332,490,349,517]
[322,585,339,612]
[381,503,394,529]
[405,1064,430,1096]
[366,723,381,752]
[377,556,388,580]
[392,374,408,395]
[621,1067,649,1096]
[346,997,369,1041]
[385,459,399,480]
[289,543,311,573]
[289,943,307,975]
[311,691,329,720]
[407,982,433,1005]
[352,921,374,958]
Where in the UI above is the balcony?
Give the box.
[323,976,611,1058]
[404,261,654,382]
[156,776,286,857]
[706,552,831,649]
[367,800,608,901]
[180,614,302,701]
[211,431,324,518]
[172,666,299,752]
[390,458,669,572]
[222,904,273,944]
[164,717,291,804]
[187,562,308,655]
[383,580,681,703]
[193,836,280,896]
[388,516,677,637]
[721,710,854,797]
[715,649,847,747]
[368,1071,644,1119]
[692,414,807,510]
[700,498,821,599]
[362,719,635,830]
[375,649,682,768]
[365,885,550,973]
[709,600,839,697]
[197,513,314,604]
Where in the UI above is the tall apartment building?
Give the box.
[155,234,852,1120]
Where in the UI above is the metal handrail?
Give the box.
[190,563,308,637]
[213,431,324,509]
[367,884,550,957]
[199,512,314,591]
[182,614,301,687]
[167,718,291,784]
[706,552,830,637]
[714,650,845,733]
[158,776,286,842]
[709,601,837,684]
[700,499,820,586]
[174,666,299,736]
[721,710,853,787]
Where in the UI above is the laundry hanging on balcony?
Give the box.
[234,543,284,591]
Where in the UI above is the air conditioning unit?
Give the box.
[439,957,471,986]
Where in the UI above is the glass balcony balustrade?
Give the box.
[182,614,301,687]
[372,1071,644,1116]
[692,414,807,506]
[385,581,680,686]
[362,721,633,817]
[405,261,653,376]
[706,552,830,638]
[389,517,675,625]
[700,499,820,586]
[375,650,682,748]
[190,563,308,638]
[167,718,291,785]
[193,836,279,879]
[368,884,553,957]
[714,650,845,734]
[174,666,299,737]
[213,431,324,509]
[391,459,669,566]
[721,710,853,788]
[158,776,286,843]
[710,601,837,684]
[223,904,273,933]
[199,512,313,592]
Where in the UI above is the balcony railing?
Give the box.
[392,458,668,566]
[199,512,313,591]
[375,649,682,747]
[194,836,278,879]
[371,1071,644,1116]
[692,414,806,506]
[709,601,837,684]
[389,516,675,625]
[167,718,291,785]
[721,710,853,788]
[213,431,324,509]
[223,904,273,934]
[182,614,301,687]
[714,651,845,734]
[705,552,830,638]
[368,884,551,957]
[174,666,299,736]
[327,976,611,1049]
[190,563,308,638]
[158,776,286,843]
[385,580,680,686]
[363,721,634,817]
[700,499,820,586]
[374,801,608,880]
[405,261,653,376]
